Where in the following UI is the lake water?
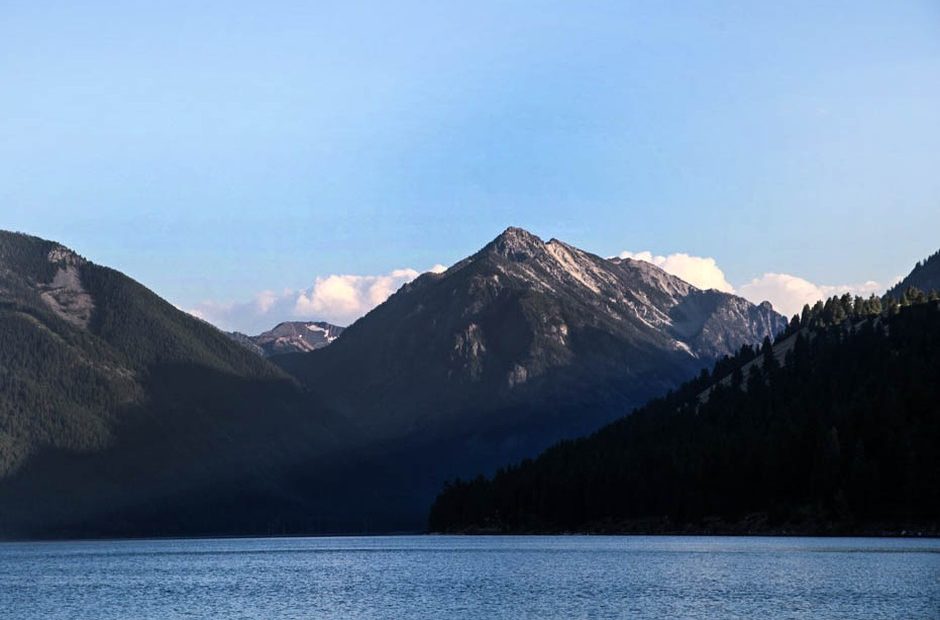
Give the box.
[0,536,937,619]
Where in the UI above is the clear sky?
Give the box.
[2,1,939,331]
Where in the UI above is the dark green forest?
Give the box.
[0,231,346,537]
[886,249,940,300]
[0,231,290,476]
[429,292,940,535]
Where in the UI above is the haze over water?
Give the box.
[1,535,937,619]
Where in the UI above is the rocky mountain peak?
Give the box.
[228,320,345,357]
[286,227,788,402]
[483,226,547,261]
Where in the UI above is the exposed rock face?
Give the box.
[39,248,94,328]
[229,321,345,357]
[387,228,785,391]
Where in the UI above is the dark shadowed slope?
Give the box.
[429,296,940,535]
[0,231,345,538]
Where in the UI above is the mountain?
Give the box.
[229,321,345,357]
[886,249,940,299]
[0,227,786,537]
[0,231,345,538]
[275,227,787,528]
[429,296,940,535]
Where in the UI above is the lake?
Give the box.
[1,536,937,619]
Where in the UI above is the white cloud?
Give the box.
[618,249,883,317]
[617,250,734,292]
[293,269,421,319]
[738,274,883,318]
[187,265,443,333]
[254,290,278,314]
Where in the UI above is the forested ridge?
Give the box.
[429,291,940,535]
[0,231,291,476]
[886,249,940,300]
[0,231,347,538]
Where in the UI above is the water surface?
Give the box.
[1,535,937,619]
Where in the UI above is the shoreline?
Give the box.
[3,528,938,544]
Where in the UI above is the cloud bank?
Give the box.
[620,250,884,317]
[189,264,447,333]
[617,251,734,292]
[737,274,883,318]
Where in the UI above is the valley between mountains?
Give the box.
[1,227,935,538]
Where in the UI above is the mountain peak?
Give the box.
[499,225,538,238]
[228,320,346,356]
[484,227,546,260]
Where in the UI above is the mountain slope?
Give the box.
[279,228,785,434]
[0,227,786,536]
[0,231,343,538]
[429,297,940,535]
[886,249,940,299]
[275,227,787,527]
[229,321,345,357]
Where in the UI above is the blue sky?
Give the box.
[2,1,939,331]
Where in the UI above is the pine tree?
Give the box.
[800,304,812,328]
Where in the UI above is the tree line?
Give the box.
[429,290,940,534]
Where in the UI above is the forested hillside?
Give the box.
[0,231,345,538]
[0,228,787,537]
[886,249,940,300]
[429,293,940,535]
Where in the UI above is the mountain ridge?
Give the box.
[0,229,344,537]
[229,321,345,357]
[886,249,940,299]
[273,226,788,528]
[0,226,790,536]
